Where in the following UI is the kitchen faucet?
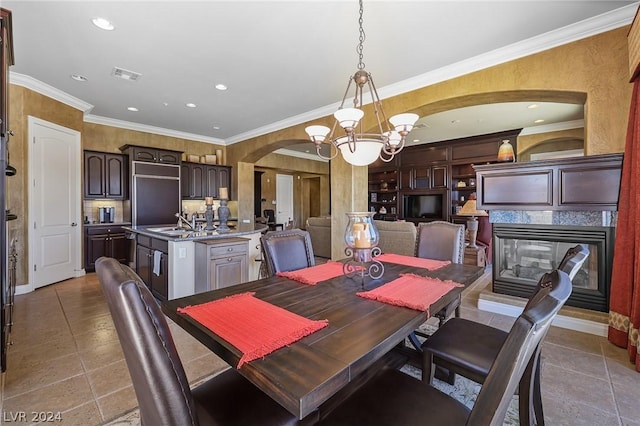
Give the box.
[175,213,196,231]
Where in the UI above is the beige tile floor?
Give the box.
[0,270,639,425]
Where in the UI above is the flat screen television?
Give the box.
[403,194,444,219]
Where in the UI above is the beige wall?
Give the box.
[8,25,634,279]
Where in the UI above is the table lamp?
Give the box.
[458,198,488,248]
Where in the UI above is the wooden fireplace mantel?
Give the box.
[474,153,623,211]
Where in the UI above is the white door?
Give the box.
[29,117,82,289]
[276,174,294,226]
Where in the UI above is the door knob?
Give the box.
[71,223,78,227]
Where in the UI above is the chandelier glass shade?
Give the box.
[304,0,418,166]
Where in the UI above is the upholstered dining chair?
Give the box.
[95,257,315,426]
[260,229,315,277]
[317,269,572,426]
[408,220,466,353]
[415,221,466,264]
[422,245,589,426]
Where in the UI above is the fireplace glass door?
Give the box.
[493,224,613,312]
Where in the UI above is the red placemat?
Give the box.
[177,292,328,367]
[357,273,462,315]
[375,253,450,270]
[277,260,346,285]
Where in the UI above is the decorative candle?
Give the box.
[205,196,214,205]
[353,223,371,248]
[218,187,228,200]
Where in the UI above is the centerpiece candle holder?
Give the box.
[216,187,230,233]
[204,197,216,231]
[343,212,384,284]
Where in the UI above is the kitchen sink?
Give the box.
[147,227,194,236]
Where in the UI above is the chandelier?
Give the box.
[305,0,418,166]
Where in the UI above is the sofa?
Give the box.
[305,217,417,258]
[305,217,332,258]
[375,220,417,256]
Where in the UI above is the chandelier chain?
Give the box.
[356,0,366,71]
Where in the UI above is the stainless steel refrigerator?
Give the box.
[130,161,181,226]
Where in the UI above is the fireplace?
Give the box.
[493,223,614,312]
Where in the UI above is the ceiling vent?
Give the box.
[111,67,142,81]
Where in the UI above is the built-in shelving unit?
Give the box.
[368,129,520,224]
[368,169,399,220]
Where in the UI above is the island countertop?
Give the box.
[124,222,268,242]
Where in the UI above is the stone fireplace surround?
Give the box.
[478,210,616,336]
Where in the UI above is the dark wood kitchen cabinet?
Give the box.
[135,235,169,301]
[84,151,127,199]
[181,161,232,200]
[84,225,128,271]
[181,162,206,199]
[124,145,182,165]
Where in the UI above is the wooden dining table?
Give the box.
[162,261,484,420]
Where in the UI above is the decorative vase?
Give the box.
[497,139,515,162]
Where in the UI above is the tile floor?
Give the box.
[0,270,638,425]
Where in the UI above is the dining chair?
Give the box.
[263,209,283,231]
[260,228,316,277]
[407,221,466,353]
[421,244,589,426]
[317,269,572,426]
[95,257,316,426]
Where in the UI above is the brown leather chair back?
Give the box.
[415,221,465,264]
[95,257,199,426]
[261,229,315,277]
[468,269,572,425]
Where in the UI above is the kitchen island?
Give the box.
[124,223,268,300]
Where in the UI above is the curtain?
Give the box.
[608,78,640,372]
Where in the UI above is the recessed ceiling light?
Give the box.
[412,139,420,143]
[213,126,220,130]
[162,102,169,107]
[92,17,115,31]
[70,74,87,82]
[528,104,539,109]
[534,119,545,123]
[215,84,228,91]
[186,103,197,108]
[127,107,139,112]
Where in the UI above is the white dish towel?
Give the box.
[153,250,162,276]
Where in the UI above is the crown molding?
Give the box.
[227,3,638,145]
[84,115,226,145]
[10,3,638,147]
[9,72,94,112]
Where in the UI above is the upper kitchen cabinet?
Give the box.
[120,145,182,165]
[181,162,206,199]
[181,162,232,200]
[84,151,127,200]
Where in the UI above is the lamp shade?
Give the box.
[384,130,402,147]
[458,199,488,217]
[389,113,419,134]
[305,125,330,143]
[334,108,364,130]
[337,138,383,166]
